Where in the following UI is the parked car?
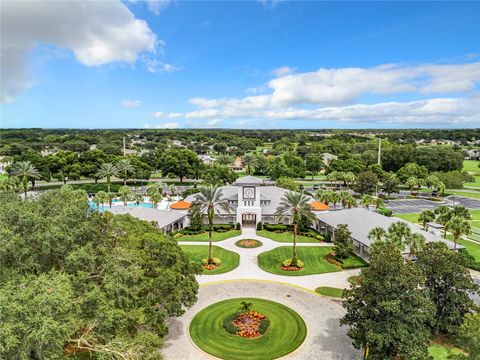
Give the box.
[313,184,319,190]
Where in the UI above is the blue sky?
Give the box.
[1,0,479,129]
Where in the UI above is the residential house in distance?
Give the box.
[465,149,480,160]
[322,152,338,166]
[199,154,217,164]
[0,156,12,174]
[230,156,244,171]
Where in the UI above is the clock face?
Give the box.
[243,187,255,199]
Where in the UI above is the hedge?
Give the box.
[377,207,392,217]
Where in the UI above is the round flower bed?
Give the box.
[235,239,263,248]
[223,305,270,338]
[189,298,307,360]
[281,258,304,272]
[201,257,221,271]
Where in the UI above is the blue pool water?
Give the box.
[89,202,154,212]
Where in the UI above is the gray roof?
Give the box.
[234,176,264,185]
[109,206,186,229]
[315,207,460,251]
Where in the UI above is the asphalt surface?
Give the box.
[385,196,480,214]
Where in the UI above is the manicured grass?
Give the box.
[458,239,480,263]
[180,245,239,274]
[463,160,480,174]
[340,255,369,269]
[189,298,307,360]
[445,190,480,200]
[258,246,340,276]
[428,343,463,359]
[395,212,420,223]
[177,230,241,242]
[315,286,344,298]
[257,230,320,243]
[465,175,480,188]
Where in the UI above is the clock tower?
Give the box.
[233,176,263,226]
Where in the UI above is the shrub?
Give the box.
[213,224,233,232]
[264,224,289,232]
[201,257,221,266]
[282,258,304,268]
[256,221,263,230]
[259,318,270,334]
[236,222,241,230]
[222,312,241,334]
[377,207,392,217]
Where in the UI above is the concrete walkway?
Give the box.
[178,226,361,290]
[163,281,361,360]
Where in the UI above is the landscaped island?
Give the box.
[189,298,307,360]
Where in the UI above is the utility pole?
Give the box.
[123,136,126,157]
[377,138,382,166]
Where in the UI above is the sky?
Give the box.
[0,0,479,129]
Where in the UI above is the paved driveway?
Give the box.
[162,281,361,360]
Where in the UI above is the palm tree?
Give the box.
[118,186,132,206]
[418,209,435,231]
[326,171,339,188]
[93,191,108,211]
[330,191,341,210]
[387,222,412,249]
[360,194,373,209]
[149,192,163,209]
[107,192,116,208]
[405,176,419,195]
[147,183,163,197]
[316,189,332,205]
[242,154,258,175]
[133,193,144,206]
[368,227,386,242]
[425,175,440,189]
[374,197,384,210]
[11,161,40,199]
[343,172,356,189]
[0,176,19,193]
[192,186,232,264]
[435,205,453,238]
[115,159,134,186]
[339,191,352,208]
[169,184,177,198]
[275,191,315,267]
[97,163,118,193]
[404,233,426,259]
[446,216,471,250]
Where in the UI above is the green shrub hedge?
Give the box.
[377,207,392,217]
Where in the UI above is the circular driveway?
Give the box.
[163,281,361,360]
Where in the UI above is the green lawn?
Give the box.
[177,230,241,242]
[465,175,480,188]
[445,190,480,200]
[315,286,344,298]
[395,212,420,223]
[189,298,307,360]
[458,239,480,263]
[463,159,480,174]
[256,230,321,243]
[180,245,239,274]
[258,246,340,276]
[428,343,463,359]
[340,255,369,269]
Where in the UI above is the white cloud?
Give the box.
[146,0,172,15]
[206,119,223,127]
[144,121,180,128]
[258,0,282,9]
[157,122,180,129]
[167,112,183,118]
[271,66,295,77]
[1,0,157,103]
[122,100,140,108]
[143,58,182,73]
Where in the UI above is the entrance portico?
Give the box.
[241,212,256,225]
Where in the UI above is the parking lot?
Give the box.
[385,196,480,214]
[385,198,443,214]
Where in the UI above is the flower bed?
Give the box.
[223,311,270,338]
[235,239,263,248]
[281,258,304,271]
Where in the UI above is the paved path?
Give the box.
[163,281,361,360]
[179,227,360,290]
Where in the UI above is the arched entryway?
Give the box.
[241,213,256,226]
